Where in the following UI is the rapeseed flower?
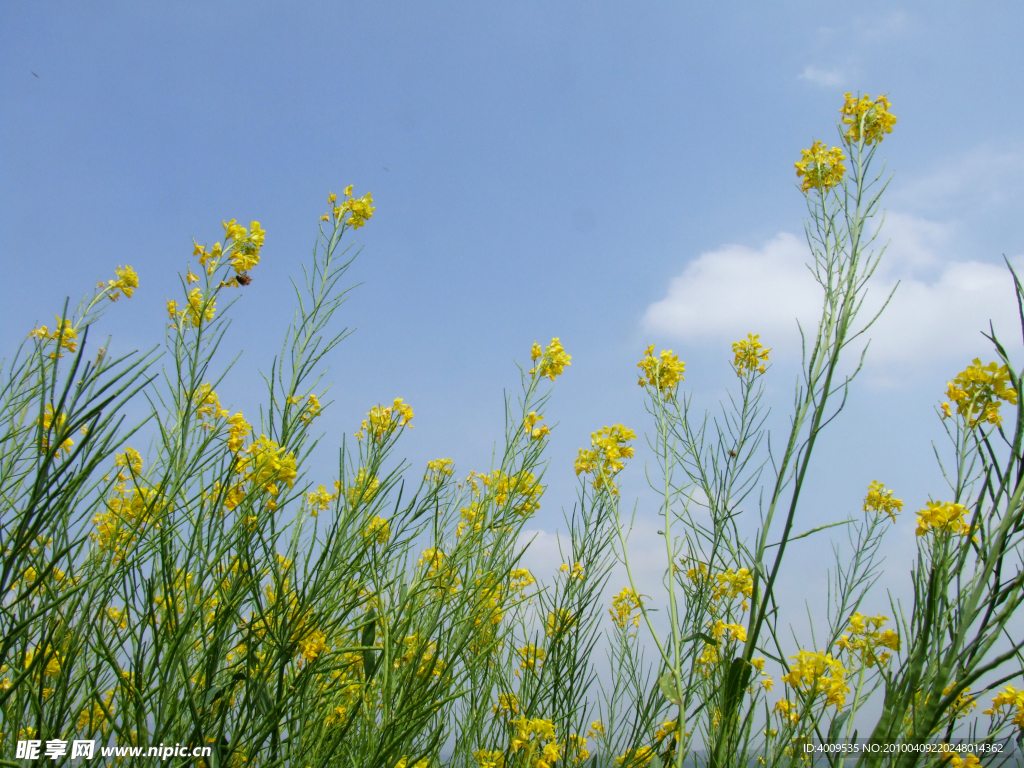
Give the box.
[332,186,375,229]
[575,424,636,491]
[529,337,571,381]
[29,317,79,359]
[637,345,686,394]
[106,265,139,301]
[610,586,643,630]
[915,500,972,538]
[795,141,845,193]
[840,93,896,145]
[732,334,770,376]
[942,359,1018,427]
[355,398,414,442]
[863,481,902,522]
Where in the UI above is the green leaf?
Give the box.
[659,671,683,705]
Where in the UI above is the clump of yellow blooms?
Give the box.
[524,411,550,440]
[530,338,572,381]
[307,484,336,516]
[781,649,850,708]
[711,619,747,643]
[222,219,266,273]
[346,468,381,508]
[91,450,161,564]
[574,424,636,492]
[915,500,972,538]
[545,609,576,637]
[516,643,547,674]
[840,93,897,145]
[296,629,327,662]
[493,692,520,718]
[863,481,902,522]
[610,587,644,630]
[184,287,216,327]
[614,746,656,767]
[38,404,74,455]
[637,345,686,395]
[712,567,754,611]
[29,317,79,359]
[426,458,455,482]
[354,398,414,442]
[941,359,1018,428]
[940,752,981,768]
[834,613,900,668]
[984,685,1024,728]
[286,393,322,424]
[328,186,375,230]
[364,515,391,545]
[795,140,846,193]
[559,561,585,580]
[732,334,770,376]
[106,265,139,301]
[236,435,298,511]
[510,716,560,768]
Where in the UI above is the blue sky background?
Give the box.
[4,0,1024,705]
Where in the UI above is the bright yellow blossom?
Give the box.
[575,424,636,491]
[915,500,972,537]
[840,93,896,145]
[354,398,414,442]
[529,337,571,381]
[732,334,770,375]
[107,265,139,301]
[863,481,902,522]
[943,358,1018,427]
[795,140,845,193]
[637,345,686,394]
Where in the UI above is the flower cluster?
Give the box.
[222,219,266,274]
[236,435,298,511]
[510,716,559,767]
[840,93,897,145]
[286,393,322,424]
[38,404,74,456]
[306,484,337,516]
[559,561,585,580]
[781,649,850,708]
[529,338,572,381]
[105,265,139,301]
[178,287,216,327]
[426,457,455,482]
[364,515,391,545]
[524,411,550,440]
[863,481,902,522]
[92,450,161,564]
[795,140,846,193]
[915,500,972,538]
[712,567,754,611]
[545,608,576,637]
[609,587,644,630]
[711,619,747,643]
[732,333,770,376]
[346,467,381,508]
[637,345,686,394]
[941,359,1018,427]
[984,685,1024,729]
[328,186,375,230]
[574,424,636,491]
[354,398,414,442]
[29,317,79,360]
[834,613,900,668]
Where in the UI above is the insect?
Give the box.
[236,273,252,286]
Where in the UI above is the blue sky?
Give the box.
[4,2,1024,666]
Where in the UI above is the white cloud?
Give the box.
[643,213,1024,377]
[798,66,845,88]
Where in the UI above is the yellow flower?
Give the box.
[529,337,572,381]
[834,613,899,668]
[186,268,199,284]
[364,515,391,545]
[166,299,180,321]
[863,481,902,522]
[637,345,686,394]
[545,609,576,637]
[795,140,845,193]
[297,629,327,661]
[732,333,770,376]
[107,265,139,301]
[426,458,454,482]
[226,412,251,452]
[944,358,1018,427]
[29,317,79,358]
[185,287,216,327]
[559,561,585,580]
[346,468,381,507]
[781,649,849,708]
[39,404,74,455]
[711,619,747,643]
[575,424,636,491]
[333,185,375,229]
[306,484,336,516]
[609,586,643,630]
[840,93,896,145]
[915,500,972,537]
[524,411,550,440]
[354,398,414,442]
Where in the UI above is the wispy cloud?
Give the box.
[642,213,1023,379]
[798,65,845,88]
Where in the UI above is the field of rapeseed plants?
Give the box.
[4,95,1024,768]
